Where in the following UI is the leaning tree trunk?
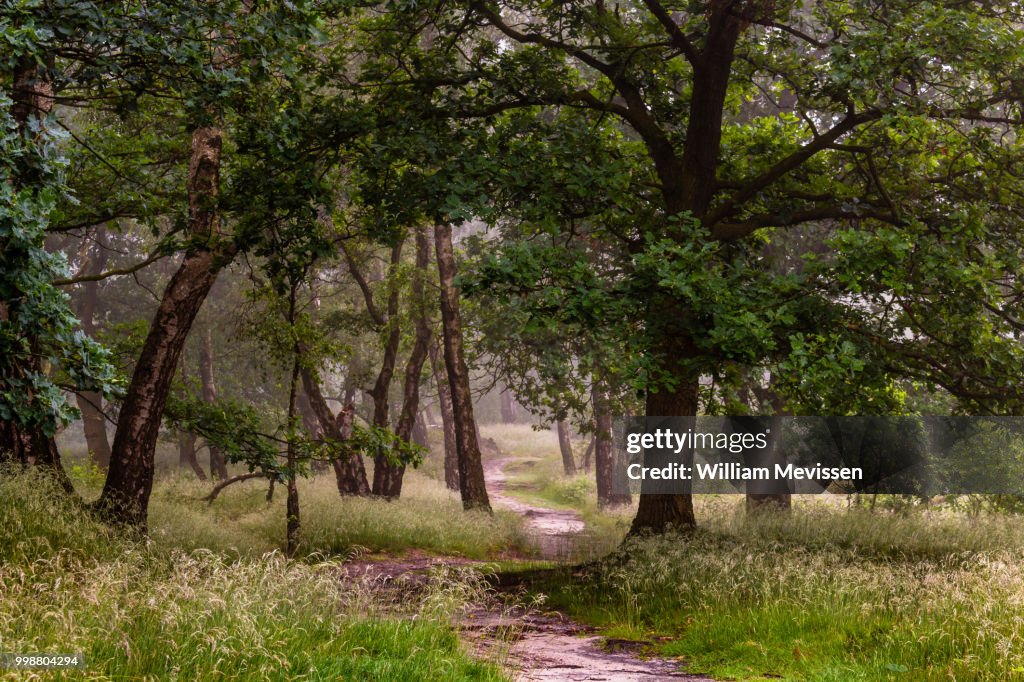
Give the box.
[97,126,230,528]
[74,227,112,469]
[429,340,460,491]
[300,365,369,495]
[556,420,576,476]
[374,226,432,499]
[435,223,490,511]
[199,325,228,480]
[593,378,631,508]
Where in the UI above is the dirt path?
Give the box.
[484,456,585,560]
[340,455,713,681]
[475,456,712,681]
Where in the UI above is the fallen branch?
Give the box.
[203,472,266,504]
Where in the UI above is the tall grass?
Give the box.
[140,469,527,560]
[539,505,1024,681]
[0,469,508,680]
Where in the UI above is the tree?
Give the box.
[436,223,491,511]
[1,7,117,487]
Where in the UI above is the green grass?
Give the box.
[529,501,1024,681]
[139,469,528,560]
[0,468,508,681]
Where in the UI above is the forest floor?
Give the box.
[343,453,712,682]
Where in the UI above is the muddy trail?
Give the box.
[342,453,713,681]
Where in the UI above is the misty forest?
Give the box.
[5,1,1024,680]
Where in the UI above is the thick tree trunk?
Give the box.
[556,420,576,476]
[74,228,112,469]
[0,54,73,492]
[199,326,228,480]
[97,126,228,528]
[429,341,459,491]
[628,366,698,535]
[435,223,490,511]
[299,365,369,495]
[374,227,431,499]
[593,379,630,508]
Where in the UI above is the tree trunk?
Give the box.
[593,379,630,508]
[369,241,405,495]
[435,223,490,511]
[500,390,518,423]
[177,430,207,481]
[0,54,73,492]
[300,365,369,495]
[74,227,112,469]
[199,325,228,480]
[374,227,432,499]
[556,420,576,476]
[429,340,459,491]
[581,436,594,473]
[285,298,302,559]
[297,388,328,473]
[412,411,429,449]
[628,373,698,535]
[97,126,229,528]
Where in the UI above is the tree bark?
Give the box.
[429,340,459,491]
[97,126,230,528]
[299,365,369,495]
[74,227,112,469]
[500,390,518,423]
[628,351,698,534]
[435,223,490,511]
[0,54,73,492]
[297,388,329,473]
[593,379,630,508]
[556,420,576,476]
[177,430,207,481]
[368,241,404,495]
[374,226,432,499]
[285,299,302,559]
[199,325,228,480]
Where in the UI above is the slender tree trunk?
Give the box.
[500,390,517,423]
[199,326,228,480]
[97,126,230,528]
[74,227,112,469]
[556,420,576,476]
[369,241,405,496]
[435,223,490,511]
[285,292,301,559]
[300,365,368,495]
[429,340,459,491]
[581,436,594,473]
[375,227,432,499]
[593,378,630,507]
[412,412,429,449]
